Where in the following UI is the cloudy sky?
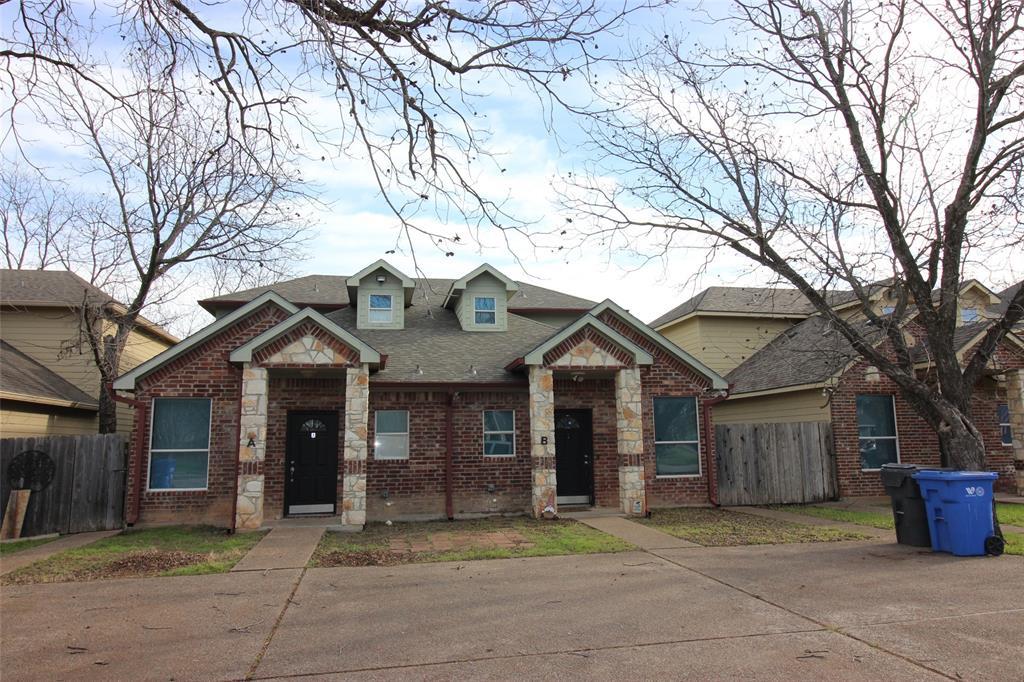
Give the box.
[5,1,1020,332]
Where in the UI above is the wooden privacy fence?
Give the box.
[0,434,125,537]
[715,422,838,506]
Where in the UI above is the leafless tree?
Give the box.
[564,0,1024,470]
[0,170,79,269]
[3,0,661,246]
[2,53,306,433]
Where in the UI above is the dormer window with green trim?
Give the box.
[368,294,393,323]
[474,296,496,325]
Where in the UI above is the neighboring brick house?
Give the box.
[112,261,727,529]
[0,269,177,437]
[651,280,1024,497]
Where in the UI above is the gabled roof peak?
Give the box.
[345,259,415,289]
[443,263,519,308]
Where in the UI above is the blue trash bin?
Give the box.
[912,470,998,556]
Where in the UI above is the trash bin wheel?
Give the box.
[984,536,1005,557]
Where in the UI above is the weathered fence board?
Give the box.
[0,434,126,537]
[716,422,837,506]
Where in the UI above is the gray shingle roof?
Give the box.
[199,275,595,312]
[726,315,1006,395]
[0,340,98,408]
[1,269,112,308]
[649,287,822,328]
[323,281,559,383]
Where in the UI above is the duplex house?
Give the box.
[652,281,1024,496]
[0,270,177,437]
[112,261,727,529]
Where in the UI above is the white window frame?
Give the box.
[653,396,702,479]
[857,394,901,471]
[374,409,409,460]
[147,397,212,492]
[998,403,1013,446]
[474,296,497,325]
[482,409,516,457]
[368,293,393,323]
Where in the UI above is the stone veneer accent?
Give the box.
[1008,370,1024,495]
[342,364,370,525]
[236,363,268,529]
[549,338,627,369]
[529,366,557,517]
[264,335,345,365]
[615,366,646,515]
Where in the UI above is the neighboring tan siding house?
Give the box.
[650,280,1024,496]
[0,269,177,437]
[112,260,727,529]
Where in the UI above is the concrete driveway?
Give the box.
[2,539,1021,681]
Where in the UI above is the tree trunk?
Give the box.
[97,334,120,435]
[98,384,118,434]
[938,411,986,471]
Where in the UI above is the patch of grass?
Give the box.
[1003,532,1024,556]
[311,517,632,567]
[1,526,265,585]
[0,536,58,556]
[638,508,868,546]
[996,503,1024,528]
[771,505,895,530]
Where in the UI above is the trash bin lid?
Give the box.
[880,463,919,487]
[912,470,998,481]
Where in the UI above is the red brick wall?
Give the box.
[599,310,716,507]
[831,340,1024,496]
[129,303,290,526]
[366,389,531,521]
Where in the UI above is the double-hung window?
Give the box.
[857,395,899,470]
[368,294,393,323]
[483,410,515,456]
[474,296,496,325]
[998,403,1013,446]
[653,397,700,476]
[374,410,409,459]
[148,398,211,490]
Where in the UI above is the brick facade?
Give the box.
[831,342,1024,497]
[126,302,718,528]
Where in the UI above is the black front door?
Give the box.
[555,409,594,505]
[285,411,339,515]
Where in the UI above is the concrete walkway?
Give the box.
[0,530,120,576]
[231,526,324,572]
[575,514,700,549]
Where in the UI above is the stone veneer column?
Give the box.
[615,366,646,515]
[236,363,268,530]
[1007,370,1024,495]
[342,363,370,526]
[529,366,557,518]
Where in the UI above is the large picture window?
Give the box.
[857,395,899,470]
[474,296,496,325]
[148,398,211,490]
[368,294,393,323]
[653,397,700,476]
[483,410,515,456]
[998,403,1013,446]
[374,410,409,459]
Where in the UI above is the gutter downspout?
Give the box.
[445,390,456,520]
[107,383,147,526]
[701,387,731,507]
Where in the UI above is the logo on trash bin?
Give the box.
[964,486,985,497]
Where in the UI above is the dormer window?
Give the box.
[962,307,979,323]
[368,294,393,323]
[474,296,496,325]
[882,306,895,315]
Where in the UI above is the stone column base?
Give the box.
[618,464,646,515]
[236,474,265,530]
[342,472,366,526]
[532,467,558,518]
